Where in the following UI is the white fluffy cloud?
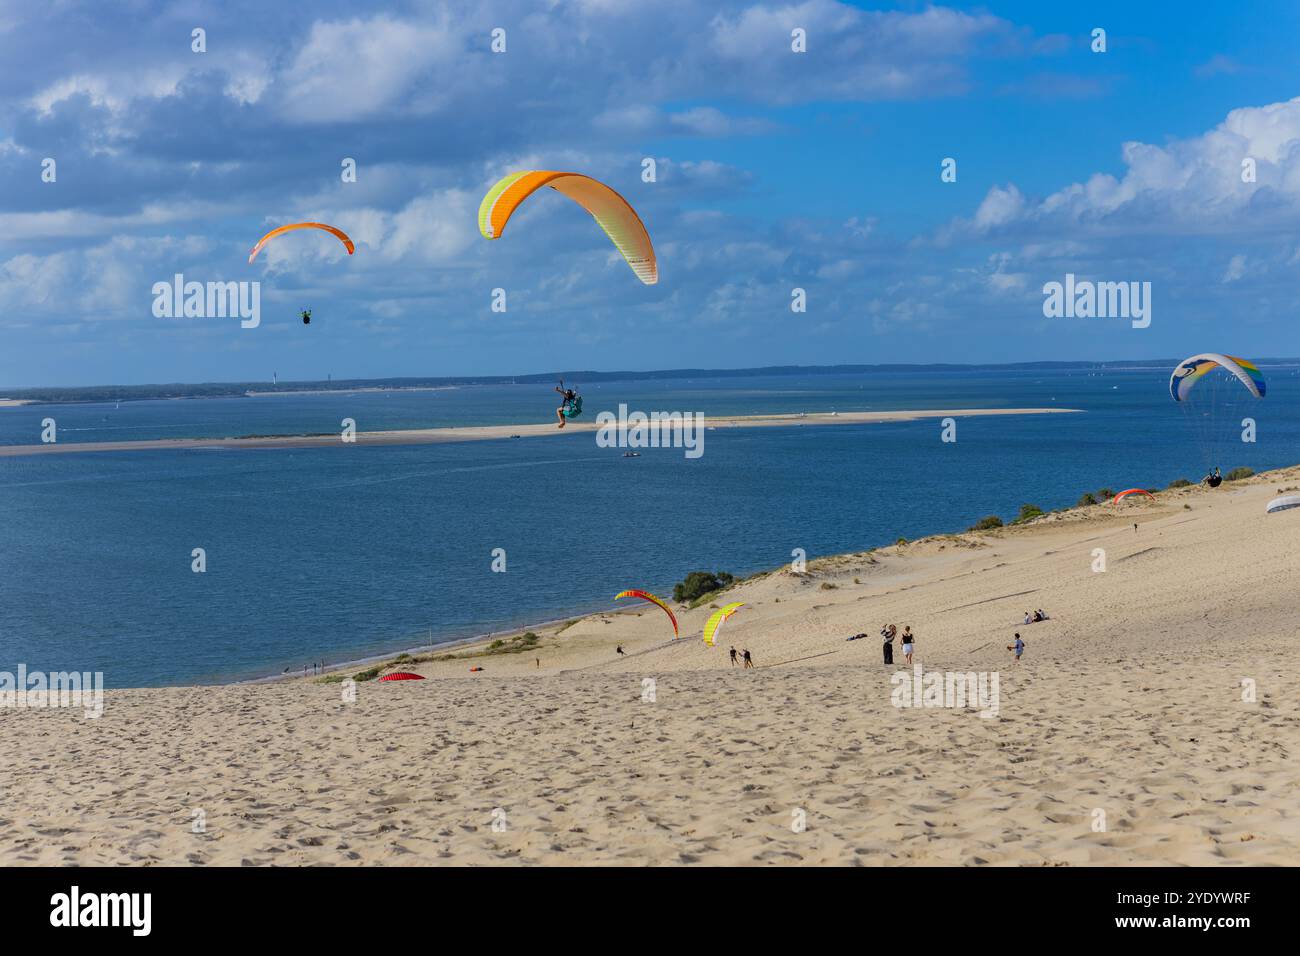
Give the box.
[958,97,1300,237]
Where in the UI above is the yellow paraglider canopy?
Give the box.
[477,171,657,285]
[703,603,744,647]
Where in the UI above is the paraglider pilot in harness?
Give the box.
[1204,467,1222,488]
[555,380,583,428]
[300,309,312,325]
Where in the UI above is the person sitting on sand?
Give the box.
[616,644,625,656]
[881,623,896,665]
[1024,611,1034,625]
[1009,633,1025,662]
[1032,609,1044,623]
[901,626,914,664]
[729,646,739,666]
[555,381,583,428]
[742,649,754,669]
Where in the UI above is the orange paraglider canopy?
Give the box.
[477,171,656,284]
[377,671,424,682]
[249,222,355,263]
[614,589,678,638]
[1112,488,1156,504]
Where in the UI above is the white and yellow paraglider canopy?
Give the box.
[703,603,744,646]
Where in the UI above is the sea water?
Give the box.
[2,368,1298,686]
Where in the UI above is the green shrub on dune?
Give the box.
[1225,467,1254,481]
[1077,492,1098,507]
[1012,504,1044,524]
[673,571,735,604]
[1168,478,1192,488]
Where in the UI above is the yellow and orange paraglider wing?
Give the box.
[249,222,355,264]
[703,602,744,647]
[614,589,678,638]
[477,171,657,284]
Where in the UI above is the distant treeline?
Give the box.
[6,359,1300,404]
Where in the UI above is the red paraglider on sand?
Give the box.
[377,671,425,682]
[1111,488,1156,504]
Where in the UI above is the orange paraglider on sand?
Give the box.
[248,222,355,264]
[614,589,678,638]
[1111,488,1156,504]
[478,171,657,284]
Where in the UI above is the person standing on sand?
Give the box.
[729,646,739,666]
[881,623,896,665]
[901,626,914,664]
[616,644,625,656]
[742,649,754,669]
[1009,633,1025,663]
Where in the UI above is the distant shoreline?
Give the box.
[0,407,1081,457]
[243,385,459,397]
[5,359,1298,405]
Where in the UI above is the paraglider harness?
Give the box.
[1206,469,1222,488]
[558,381,583,418]
[300,309,312,325]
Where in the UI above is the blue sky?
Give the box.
[2,0,1299,386]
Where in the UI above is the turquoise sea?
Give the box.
[3,367,1297,686]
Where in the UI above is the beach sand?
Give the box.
[2,466,1297,866]
[0,406,1077,456]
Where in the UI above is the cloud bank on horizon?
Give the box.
[1,0,1299,386]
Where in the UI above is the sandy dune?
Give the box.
[2,466,1297,866]
[0,406,1077,456]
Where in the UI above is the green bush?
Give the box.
[1167,478,1192,488]
[483,632,539,656]
[1225,467,1254,481]
[1012,503,1044,524]
[1096,488,1114,500]
[967,515,1003,531]
[1076,492,1098,507]
[673,571,734,603]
